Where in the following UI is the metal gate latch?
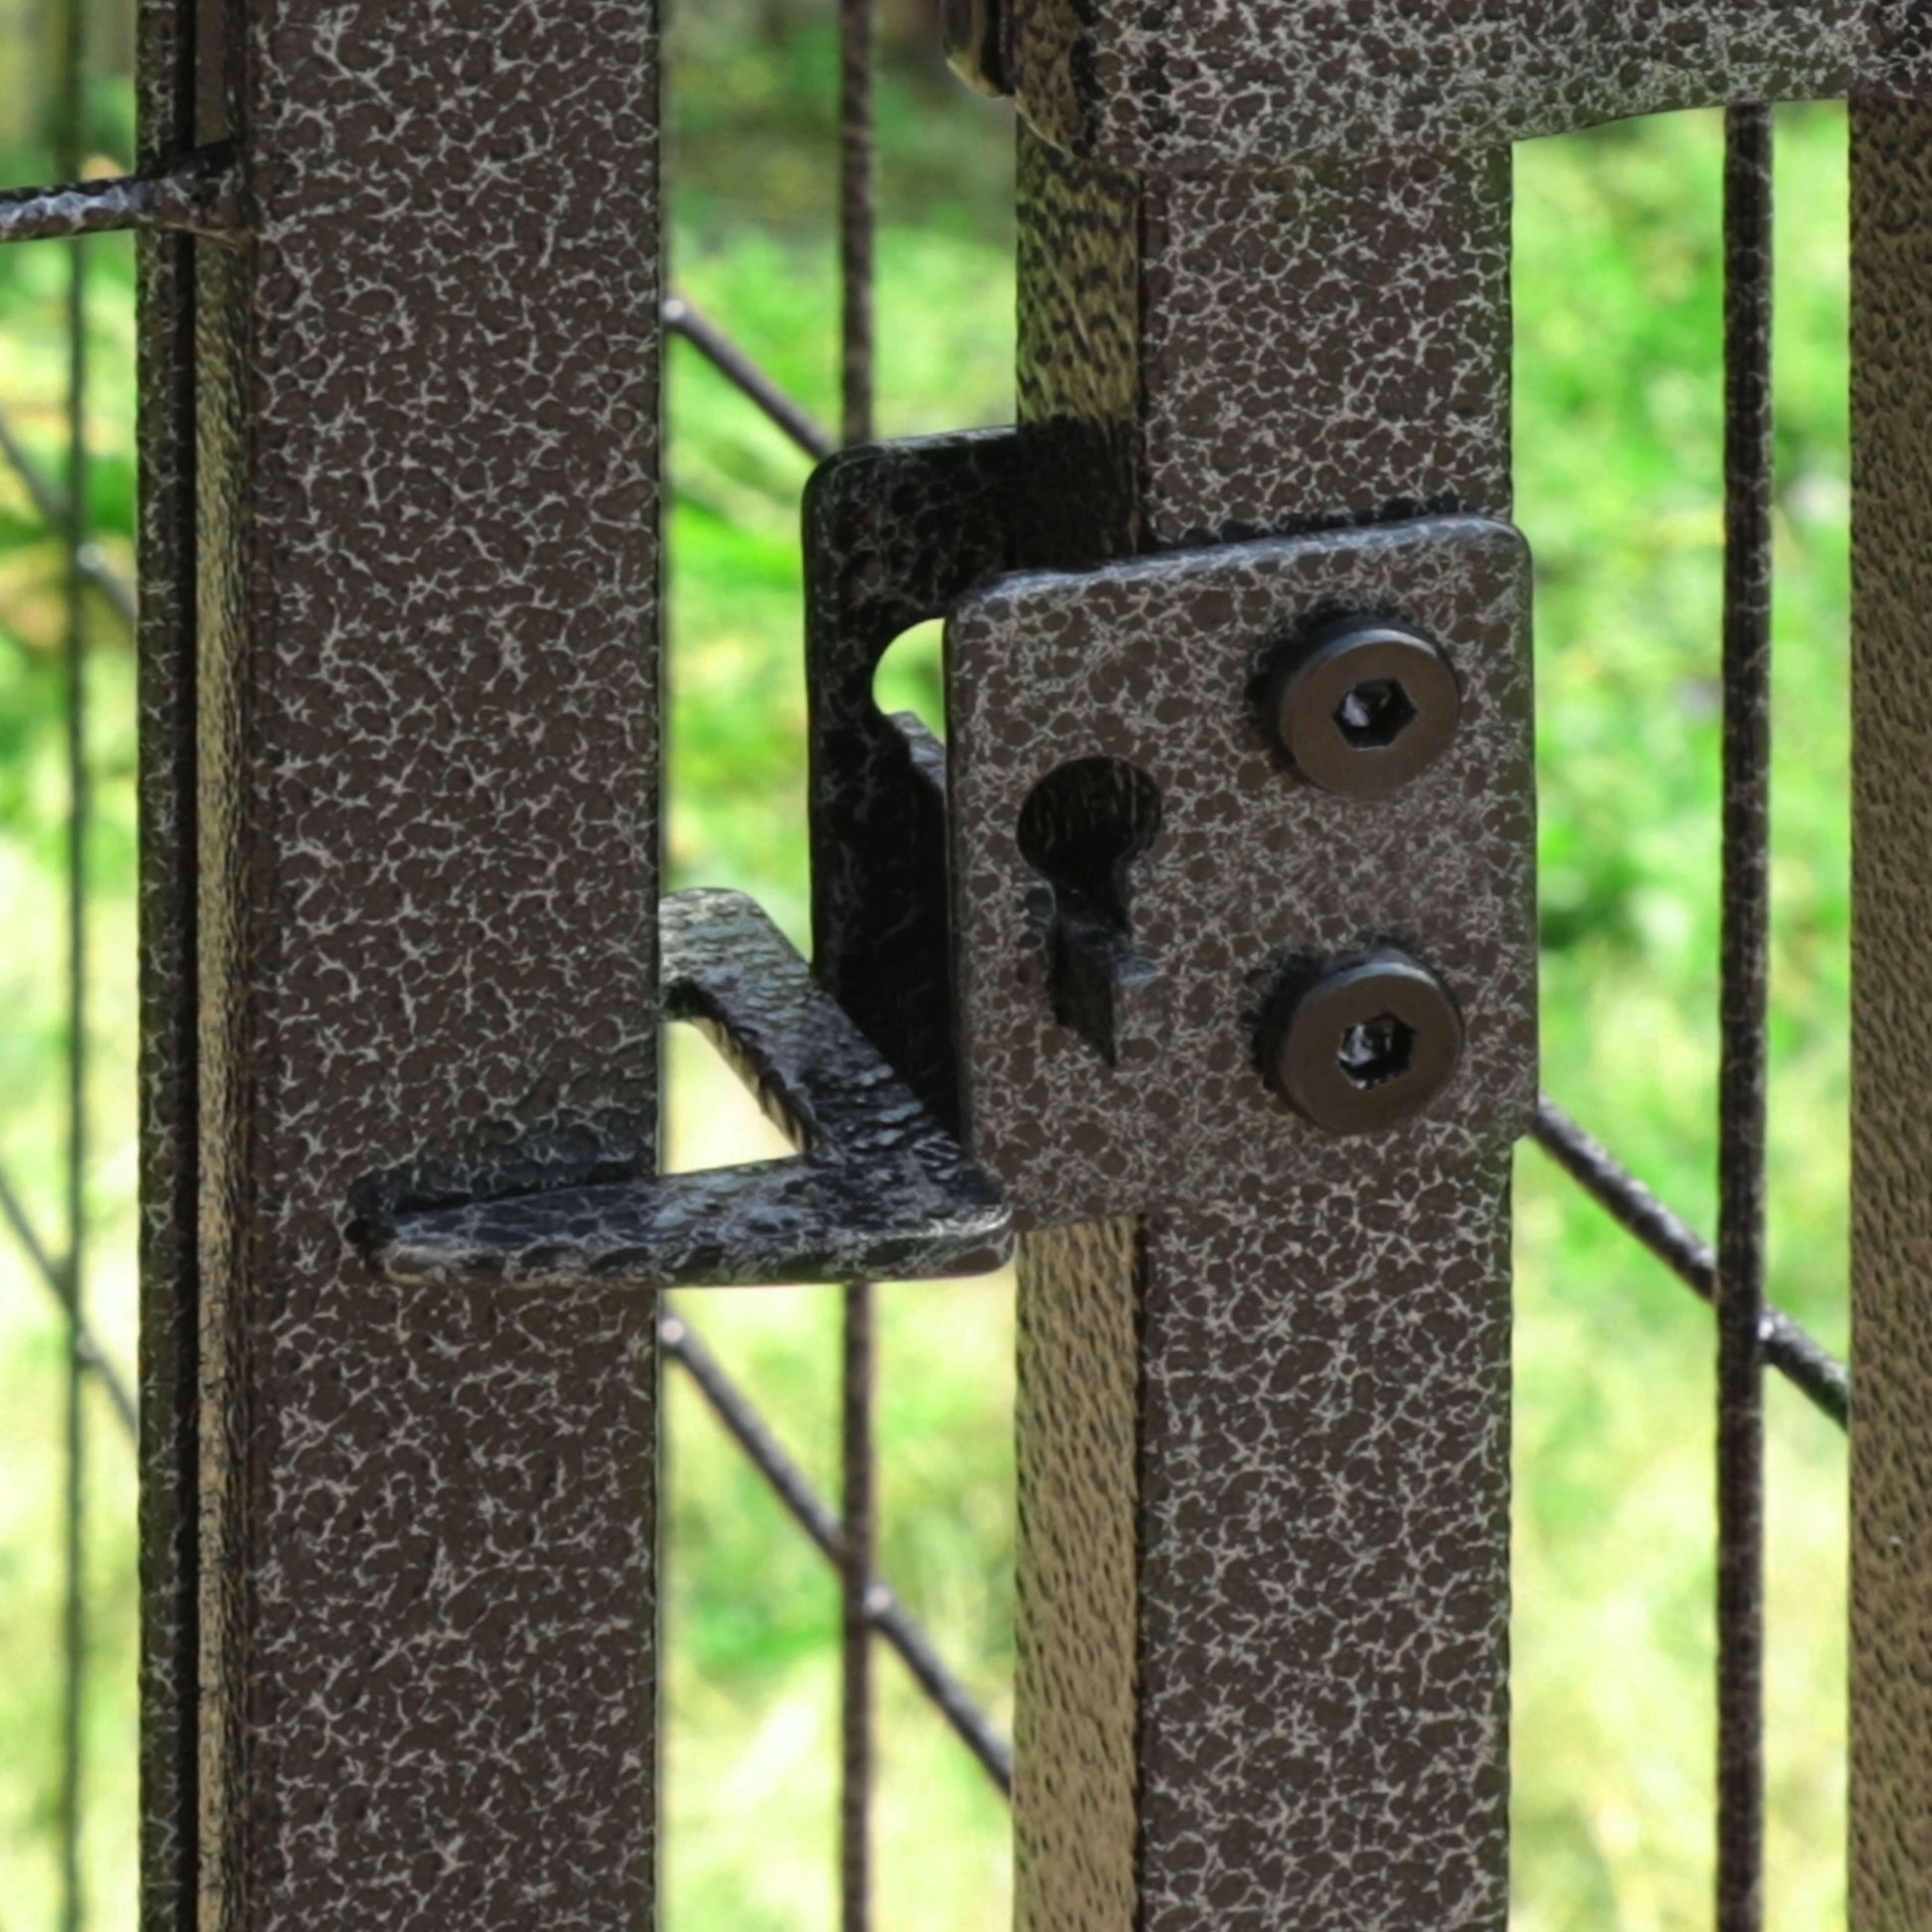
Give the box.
[803,428,1537,1234]
[362,890,1011,1289]
[364,431,1531,1284]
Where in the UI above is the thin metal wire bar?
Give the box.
[1717,100,1774,1932]
[836,9,879,1918]
[841,1281,875,1932]
[0,157,242,245]
[1531,1098,1848,1428]
[0,402,136,629]
[838,0,876,449]
[57,0,91,1917]
[658,1311,1015,1796]
[0,1161,137,1440]
[662,294,836,462]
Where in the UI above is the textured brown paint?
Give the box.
[179,0,663,1925]
[1008,0,1932,171]
[1849,92,1932,1932]
[1007,118,1525,1932]
[134,0,203,1916]
[950,518,1536,1227]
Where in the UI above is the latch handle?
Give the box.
[364,891,1012,1290]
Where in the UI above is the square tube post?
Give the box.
[1009,129,1526,1932]
[138,0,664,1923]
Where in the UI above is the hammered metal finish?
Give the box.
[950,515,1537,1226]
[1849,93,1932,1932]
[376,891,1012,1290]
[1006,0,1932,171]
[0,154,242,245]
[1137,154,1514,548]
[134,0,204,1919]
[1008,98,1526,1931]
[1013,139,1513,552]
[807,427,1130,1129]
[185,0,664,1923]
[807,430,1032,1132]
[1135,1164,1515,1931]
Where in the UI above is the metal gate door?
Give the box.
[0,1,1926,1929]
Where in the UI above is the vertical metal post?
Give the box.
[1008,130,1522,1932]
[1848,91,1932,1932]
[139,0,664,1924]
[134,0,206,1914]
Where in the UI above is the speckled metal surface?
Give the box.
[180,0,664,1922]
[1137,152,1514,549]
[1007,104,1528,1929]
[1849,94,1932,1932]
[950,515,1536,1225]
[134,0,204,1920]
[1006,0,1932,171]
[375,890,1012,1289]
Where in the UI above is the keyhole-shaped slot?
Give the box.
[1017,758,1166,1065]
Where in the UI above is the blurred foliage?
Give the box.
[0,2,1855,1928]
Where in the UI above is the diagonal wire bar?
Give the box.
[0,1159,136,1439]
[1532,1096,1849,1429]
[664,295,837,463]
[0,402,135,631]
[659,1310,1015,1797]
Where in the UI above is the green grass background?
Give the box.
[0,5,1853,1927]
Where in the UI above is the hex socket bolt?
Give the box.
[1264,619,1461,799]
[1260,949,1465,1135]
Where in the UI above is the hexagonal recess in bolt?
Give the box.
[1265,618,1461,799]
[945,513,1537,1229]
[1259,948,1465,1136]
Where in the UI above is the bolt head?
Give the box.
[1266,620,1460,799]
[1260,950,1464,1134]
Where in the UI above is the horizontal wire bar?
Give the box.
[0,402,136,630]
[1532,1096,1849,1428]
[0,152,242,246]
[659,1311,1015,1796]
[665,294,838,462]
[0,1157,136,1439]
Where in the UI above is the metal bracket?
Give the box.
[947,512,1539,1227]
[364,890,1012,1289]
[800,434,1537,1231]
[805,425,1117,1132]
